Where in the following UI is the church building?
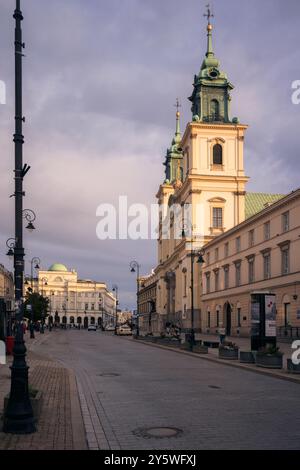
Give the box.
[137,12,300,340]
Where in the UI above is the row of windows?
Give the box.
[52,302,103,311]
[207,211,290,263]
[206,308,243,329]
[45,291,103,299]
[205,245,290,294]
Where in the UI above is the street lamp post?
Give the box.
[112,285,119,331]
[130,261,141,337]
[182,224,205,351]
[189,250,205,350]
[40,278,48,334]
[3,0,36,434]
[30,257,40,292]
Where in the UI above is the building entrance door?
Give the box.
[284,303,291,327]
[225,302,232,336]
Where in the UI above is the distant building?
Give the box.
[28,263,116,328]
[0,264,14,340]
[117,310,133,326]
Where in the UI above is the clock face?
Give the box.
[209,68,219,79]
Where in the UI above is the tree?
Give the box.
[24,292,49,323]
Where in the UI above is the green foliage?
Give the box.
[24,292,50,323]
[257,344,283,357]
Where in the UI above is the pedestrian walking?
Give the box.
[219,324,226,345]
[29,322,35,339]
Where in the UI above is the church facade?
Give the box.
[137,16,300,339]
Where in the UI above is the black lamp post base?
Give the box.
[3,415,36,435]
[3,328,36,435]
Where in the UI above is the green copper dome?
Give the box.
[48,263,68,272]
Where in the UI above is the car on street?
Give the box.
[88,325,97,332]
[115,326,132,336]
[105,325,115,332]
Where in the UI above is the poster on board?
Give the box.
[265,294,276,337]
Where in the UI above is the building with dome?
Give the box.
[28,263,116,329]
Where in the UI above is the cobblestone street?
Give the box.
[33,329,300,450]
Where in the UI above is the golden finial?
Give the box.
[174,98,181,118]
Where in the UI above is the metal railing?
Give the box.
[277,326,300,340]
[202,114,225,123]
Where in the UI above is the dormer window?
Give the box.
[213,144,223,165]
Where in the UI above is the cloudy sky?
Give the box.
[0,0,299,309]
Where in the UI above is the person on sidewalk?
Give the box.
[29,322,35,339]
[219,324,226,345]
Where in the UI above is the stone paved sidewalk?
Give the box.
[0,333,87,450]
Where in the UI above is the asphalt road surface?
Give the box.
[39,329,300,450]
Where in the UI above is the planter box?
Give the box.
[4,391,43,422]
[180,342,192,351]
[287,358,300,374]
[256,354,283,370]
[219,348,239,360]
[239,351,255,364]
[193,344,209,355]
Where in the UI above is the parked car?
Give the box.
[116,326,132,336]
[105,325,115,332]
[88,325,97,332]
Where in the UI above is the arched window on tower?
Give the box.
[213,144,223,166]
[211,99,219,121]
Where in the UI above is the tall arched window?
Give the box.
[213,144,223,165]
[211,99,219,120]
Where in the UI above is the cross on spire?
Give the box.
[204,3,214,25]
[174,98,182,114]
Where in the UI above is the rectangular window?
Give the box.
[249,230,255,248]
[98,303,102,311]
[236,237,241,253]
[215,248,219,262]
[85,303,89,311]
[237,308,241,328]
[248,258,255,284]
[183,273,187,297]
[235,263,241,287]
[224,242,229,258]
[264,222,271,241]
[282,247,290,275]
[282,212,290,233]
[263,253,271,280]
[215,270,219,292]
[216,310,220,327]
[91,303,95,311]
[224,267,229,289]
[207,311,211,328]
[213,208,223,229]
[206,274,211,294]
